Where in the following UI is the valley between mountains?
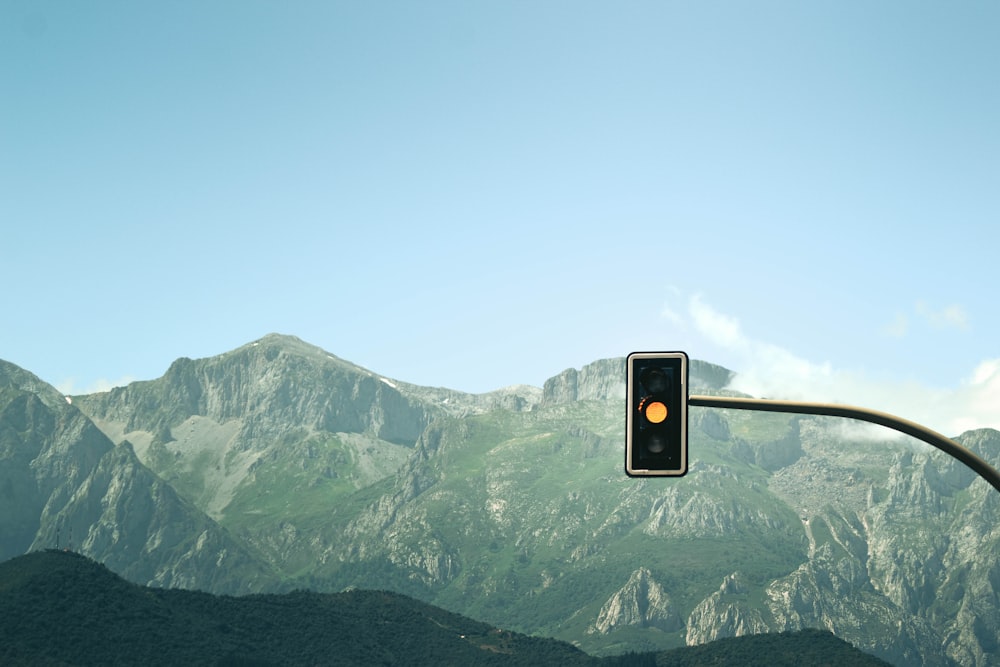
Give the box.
[1,333,998,665]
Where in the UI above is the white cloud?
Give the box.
[689,295,745,349]
[680,294,998,437]
[688,295,836,401]
[950,359,1000,435]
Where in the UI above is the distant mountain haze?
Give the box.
[1,333,997,665]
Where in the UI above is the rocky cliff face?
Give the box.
[0,361,272,594]
[590,567,682,633]
[0,361,112,561]
[76,334,441,447]
[30,440,274,594]
[685,572,771,644]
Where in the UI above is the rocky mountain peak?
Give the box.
[74,333,441,447]
[0,359,71,412]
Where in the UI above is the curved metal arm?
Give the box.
[688,394,1000,494]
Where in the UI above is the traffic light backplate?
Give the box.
[626,351,688,477]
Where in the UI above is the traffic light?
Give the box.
[626,351,688,476]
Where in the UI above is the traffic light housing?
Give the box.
[626,351,688,476]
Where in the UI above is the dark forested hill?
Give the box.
[0,550,592,666]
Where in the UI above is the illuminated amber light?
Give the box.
[645,401,667,423]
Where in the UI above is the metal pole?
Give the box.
[688,394,1000,494]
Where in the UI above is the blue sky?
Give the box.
[2,1,998,435]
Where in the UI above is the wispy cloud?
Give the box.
[56,376,135,396]
[680,294,997,437]
[916,301,969,331]
[883,302,969,339]
[688,295,837,401]
[881,312,909,338]
[659,285,684,327]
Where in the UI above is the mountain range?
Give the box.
[1,333,998,665]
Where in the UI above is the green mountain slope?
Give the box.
[316,399,806,648]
